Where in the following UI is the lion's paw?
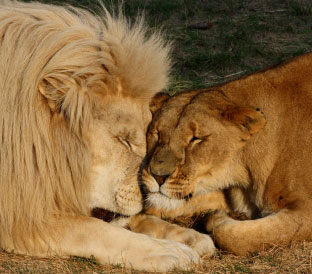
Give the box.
[128,238,200,271]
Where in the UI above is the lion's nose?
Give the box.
[151,172,169,186]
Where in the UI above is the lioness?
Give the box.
[0,1,214,271]
[142,52,312,255]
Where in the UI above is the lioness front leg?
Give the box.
[49,216,200,271]
[129,214,215,256]
[205,208,311,255]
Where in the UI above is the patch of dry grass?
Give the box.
[1,242,311,273]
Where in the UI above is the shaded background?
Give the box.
[25,0,312,93]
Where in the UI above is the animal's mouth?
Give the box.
[146,192,186,211]
[91,207,130,223]
[151,187,194,201]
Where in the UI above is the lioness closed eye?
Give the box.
[0,1,205,271]
[143,52,312,255]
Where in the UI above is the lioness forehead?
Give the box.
[153,90,224,132]
[152,91,198,130]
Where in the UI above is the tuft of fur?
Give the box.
[0,0,171,252]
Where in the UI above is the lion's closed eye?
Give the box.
[117,136,133,150]
[117,135,145,158]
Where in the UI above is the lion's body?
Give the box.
[0,1,208,270]
[144,52,312,255]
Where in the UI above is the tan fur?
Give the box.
[129,214,215,257]
[0,1,205,271]
[144,52,312,255]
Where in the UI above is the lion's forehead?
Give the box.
[101,101,148,133]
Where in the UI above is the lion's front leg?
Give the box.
[47,216,200,271]
[205,208,312,255]
[129,214,215,256]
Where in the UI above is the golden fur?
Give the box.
[0,1,208,271]
[143,52,312,255]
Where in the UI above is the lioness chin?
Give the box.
[143,52,312,255]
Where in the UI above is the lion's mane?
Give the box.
[0,0,170,251]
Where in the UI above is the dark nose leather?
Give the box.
[151,173,169,185]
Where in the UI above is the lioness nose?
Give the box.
[151,173,169,185]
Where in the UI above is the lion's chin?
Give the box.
[146,192,185,211]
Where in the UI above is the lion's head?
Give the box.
[87,95,152,220]
[143,90,266,211]
[0,0,171,248]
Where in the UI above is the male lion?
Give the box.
[0,1,212,271]
[142,52,312,255]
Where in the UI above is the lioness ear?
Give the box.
[223,107,266,140]
[149,92,170,115]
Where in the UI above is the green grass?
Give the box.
[289,0,312,15]
[118,0,312,92]
[22,0,312,92]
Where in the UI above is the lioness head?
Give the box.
[143,90,266,210]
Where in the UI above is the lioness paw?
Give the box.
[164,226,215,256]
[129,214,215,257]
[187,231,215,256]
[205,210,233,232]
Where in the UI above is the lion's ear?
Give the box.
[223,107,266,140]
[39,76,90,133]
[39,77,69,112]
[149,92,169,115]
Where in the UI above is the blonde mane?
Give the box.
[0,0,171,251]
